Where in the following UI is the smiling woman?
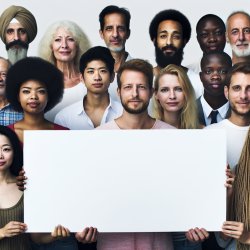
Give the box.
[38,20,91,122]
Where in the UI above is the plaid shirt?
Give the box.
[0,103,23,126]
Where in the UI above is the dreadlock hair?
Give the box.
[231,128,250,250]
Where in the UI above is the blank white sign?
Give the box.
[24,130,226,232]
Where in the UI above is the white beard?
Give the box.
[7,47,28,64]
[231,43,250,57]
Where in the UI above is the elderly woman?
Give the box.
[38,20,91,121]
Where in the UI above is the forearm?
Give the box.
[30,233,55,244]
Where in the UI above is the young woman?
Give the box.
[0,125,30,250]
[153,64,203,250]
[38,20,91,121]
[153,64,200,129]
[5,57,68,143]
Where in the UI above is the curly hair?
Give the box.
[149,9,191,43]
[6,57,64,112]
[38,20,91,69]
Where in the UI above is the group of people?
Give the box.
[0,3,249,250]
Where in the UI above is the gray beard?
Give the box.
[7,47,28,64]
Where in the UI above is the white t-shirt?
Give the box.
[45,82,87,122]
[205,119,249,172]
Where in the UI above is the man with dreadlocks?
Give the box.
[206,62,250,249]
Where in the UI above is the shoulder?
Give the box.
[205,119,228,129]
[53,123,70,130]
[96,120,118,130]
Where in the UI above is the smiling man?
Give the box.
[0,5,37,65]
[226,11,250,65]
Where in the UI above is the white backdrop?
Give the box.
[0,0,249,66]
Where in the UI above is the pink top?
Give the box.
[96,119,175,130]
[96,119,174,250]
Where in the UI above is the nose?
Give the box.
[30,91,38,100]
[112,27,118,38]
[14,30,19,41]
[61,38,68,48]
[94,71,101,81]
[169,89,176,99]
[208,33,217,43]
[211,70,221,80]
[166,35,172,46]
[239,30,245,41]
[0,150,3,159]
[132,86,139,98]
[239,88,247,99]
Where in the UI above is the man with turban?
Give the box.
[0,5,37,64]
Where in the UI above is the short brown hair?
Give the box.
[117,59,153,89]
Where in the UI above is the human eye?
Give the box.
[218,69,227,74]
[124,85,132,89]
[6,28,14,35]
[215,30,223,36]
[67,37,75,42]
[175,86,183,92]
[118,26,126,32]
[3,147,12,152]
[231,29,239,35]
[0,72,7,78]
[100,69,108,74]
[244,28,250,34]
[18,28,26,35]
[200,32,208,38]
[54,37,61,42]
[173,33,181,39]
[160,87,169,93]
[22,89,30,94]
[105,26,112,31]
[204,69,212,74]
[38,88,47,95]
[87,69,94,74]
[138,85,146,89]
[231,85,241,91]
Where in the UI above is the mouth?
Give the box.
[92,83,103,88]
[110,40,121,45]
[0,161,6,166]
[28,102,39,108]
[236,43,249,49]
[166,102,178,106]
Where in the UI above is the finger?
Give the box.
[91,228,98,242]
[200,228,209,239]
[85,227,94,242]
[193,228,206,241]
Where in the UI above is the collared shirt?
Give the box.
[200,95,229,125]
[0,103,23,126]
[54,96,123,130]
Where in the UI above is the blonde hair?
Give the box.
[231,128,250,250]
[38,20,91,69]
[153,64,199,129]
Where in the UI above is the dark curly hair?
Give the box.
[6,57,64,112]
[0,125,22,176]
[149,9,191,43]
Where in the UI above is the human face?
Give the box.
[83,60,113,94]
[224,72,250,117]
[18,80,48,114]
[52,27,77,63]
[155,20,184,56]
[227,13,250,57]
[118,70,152,114]
[200,55,230,96]
[197,19,226,53]
[100,13,130,52]
[155,74,185,114]
[0,135,13,172]
[5,22,28,45]
[0,59,9,97]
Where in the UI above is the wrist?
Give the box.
[0,229,5,240]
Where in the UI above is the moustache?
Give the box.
[6,40,29,50]
[161,45,177,52]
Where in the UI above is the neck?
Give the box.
[232,53,250,65]
[110,49,127,72]
[116,110,155,129]
[0,96,8,109]
[22,112,48,128]
[0,170,13,184]
[84,92,110,109]
[228,112,250,127]
[203,92,228,110]
[163,111,180,128]
[56,61,80,88]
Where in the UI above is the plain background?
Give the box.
[0,0,250,67]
